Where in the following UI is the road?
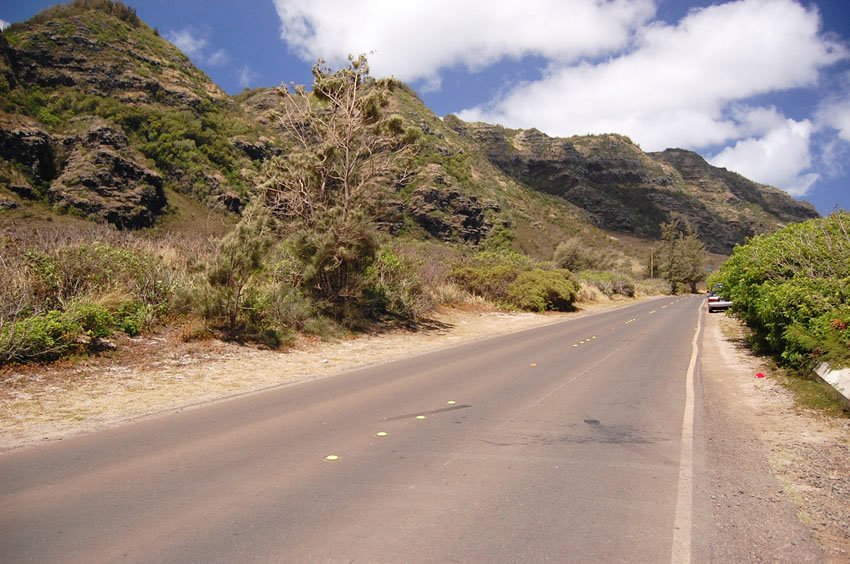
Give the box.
[2,296,710,561]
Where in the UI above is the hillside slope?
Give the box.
[0,1,273,228]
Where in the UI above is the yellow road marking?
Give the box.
[324,455,340,461]
[447,400,456,405]
[415,415,426,420]
[375,431,388,437]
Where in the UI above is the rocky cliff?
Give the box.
[447,119,818,254]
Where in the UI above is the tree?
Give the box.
[679,231,707,293]
[262,54,420,226]
[260,55,421,322]
[657,219,706,294]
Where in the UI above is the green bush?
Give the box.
[449,250,535,303]
[0,309,80,362]
[553,238,616,271]
[202,206,276,339]
[24,242,178,315]
[0,229,200,364]
[506,269,577,312]
[364,246,429,320]
[711,212,850,369]
[449,263,520,303]
[0,300,120,363]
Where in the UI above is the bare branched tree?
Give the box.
[262,54,420,227]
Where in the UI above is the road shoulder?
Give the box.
[699,311,850,560]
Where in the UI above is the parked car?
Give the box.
[706,291,732,313]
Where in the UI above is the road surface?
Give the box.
[0,296,812,562]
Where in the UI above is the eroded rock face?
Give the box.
[407,170,497,243]
[449,120,820,254]
[49,122,165,228]
[0,112,56,183]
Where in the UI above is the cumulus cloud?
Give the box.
[459,0,845,150]
[710,117,818,196]
[165,26,229,66]
[237,65,260,89]
[273,0,655,84]
[818,98,850,143]
[0,19,10,31]
[166,27,207,57]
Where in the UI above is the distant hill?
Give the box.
[0,0,818,257]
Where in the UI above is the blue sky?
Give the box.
[3,0,849,214]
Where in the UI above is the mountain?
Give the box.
[0,0,818,258]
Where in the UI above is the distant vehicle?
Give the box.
[706,291,732,313]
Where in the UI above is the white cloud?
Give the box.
[459,0,845,151]
[0,19,10,31]
[238,65,259,89]
[207,49,230,67]
[165,27,229,66]
[273,0,655,84]
[818,98,850,143]
[166,27,208,58]
[710,118,818,196]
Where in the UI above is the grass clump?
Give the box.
[0,226,207,364]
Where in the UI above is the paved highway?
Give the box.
[2,296,706,562]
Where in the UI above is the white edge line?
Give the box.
[671,302,702,563]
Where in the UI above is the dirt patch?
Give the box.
[702,312,850,560]
[0,300,639,452]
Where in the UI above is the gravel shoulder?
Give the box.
[0,300,640,452]
[700,311,850,561]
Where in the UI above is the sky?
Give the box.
[2,0,849,215]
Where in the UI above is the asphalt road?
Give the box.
[1,296,707,562]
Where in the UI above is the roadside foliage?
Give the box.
[710,212,850,369]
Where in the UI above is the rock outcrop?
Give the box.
[407,165,497,243]
[49,122,165,228]
[0,112,56,184]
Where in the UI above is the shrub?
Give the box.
[290,212,379,325]
[0,227,203,364]
[0,309,80,362]
[506,269,577,312]
[553,238,616,271]
[448,250,535,304]
[449,263,521,303]
[711,212,850,369]
[202,205,276,339]
[0,300,118,363]
[364,246,430,320]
